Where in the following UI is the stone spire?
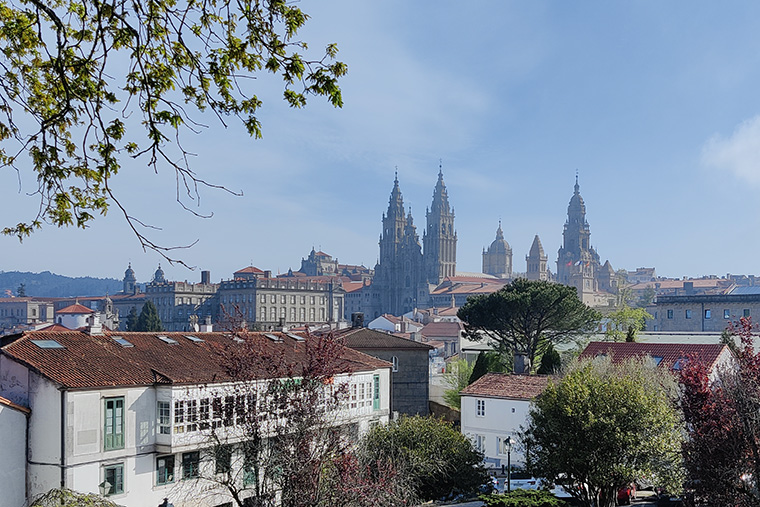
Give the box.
[526,235,548,281]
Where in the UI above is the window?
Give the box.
[667,309,673,319]
[350,384,357,409]
[290,308,296,321]
[291,295,296,304]
[724,309,731,319]
[199,399,210,430]
[704,309,711,319]
[216,445,232,474]
[310,296,315,305]
[270,307,277,320]
[260,294,266,303]
[186,400,198,432]
[497,436,515,455]
[157,455,175,485]
[744,309,751,318]
[270,295,276,303]
[182,451,200,479]
[474,434,486,452]
[309,308,315,320]
[103,463,124,495]
[104,397,125,450]
[174,400,185,433]
[477,399,486,417]
[685,309,692,319]
[260,307,266,320]
[373,375,380,410]
[157,401,170,435]
[299,308,305,320]
[281,295,286,304]
[301,295,306,304]
[320,308,325,320]
[391,356,399,372]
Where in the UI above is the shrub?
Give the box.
[480,489,569,507]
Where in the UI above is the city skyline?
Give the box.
[2,1,760,282]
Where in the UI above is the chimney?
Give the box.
[201,270,211,284]
[200,316,213,333]
[684,281,694,295]
[351,312,364,328]
[264,270,272,279]
[514,353,530,374]
[86,313,104,335]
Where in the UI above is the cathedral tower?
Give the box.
[371,173,428,317]
[423,167,457,285]
[556,175,601,302]
[482,222,512,279]
[526,235,548,281]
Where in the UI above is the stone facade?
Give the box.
[423,169,457,285]
[482,222,512,279]
[652,293,760,332]
[525,234,549,281]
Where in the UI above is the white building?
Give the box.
[460,373,550,470]
[0,328,391,507]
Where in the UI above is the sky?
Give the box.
[3,1,760,284]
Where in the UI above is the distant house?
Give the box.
[339,327,433,416]
[460,373,550,469]
[421,321,463,358]
[367,314,423,334]
[578,341,734,380]
[0,328,391,507]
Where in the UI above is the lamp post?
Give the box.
[506,436,515,493]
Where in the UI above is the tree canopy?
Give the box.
[0,0,346,261]
[358,415,489,502]
[604,305,652,342]
[458,279,601,370]
[134,299,162,331]
[522,356,684,507]
[679,317,760,507]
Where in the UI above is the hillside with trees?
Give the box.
[0,271,122,298]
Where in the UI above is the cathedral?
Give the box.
[369,169,457,316]
[555,176,614,304]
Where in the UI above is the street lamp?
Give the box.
[505,436,516,493]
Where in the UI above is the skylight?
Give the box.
[286,333,306,342]
[672,357,687,370]
[157,335,178,345]
[184,335,204,343]
[31,339,65,349]
[112,336,134,348]
[651,356,664,366]
[264,333,283,343]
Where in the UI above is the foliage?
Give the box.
[458,279,601,370]
[30,488,122,507]
[125,306,139,331]
[469,350,511,385]
[604,305,652,342]
[638,286,656,307]
[16,282,25,297]
[480,489,569,507]
[0,0,346,262]
[536,343,561,374]
[679,317,760,507]
[0,270,120,297]
[134,300,162,331]
[190,332,411,507]
[522,356,684,507]
[358,415,489,502]
[443,357,473,409]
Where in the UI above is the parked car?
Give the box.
[508,472,541,491]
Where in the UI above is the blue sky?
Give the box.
[3,1,760,284]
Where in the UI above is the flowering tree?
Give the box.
[679,317,760,507]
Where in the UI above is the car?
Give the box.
[508,471,541,491]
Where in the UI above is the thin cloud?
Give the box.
[702,115,760,185]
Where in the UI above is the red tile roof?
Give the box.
[56,304,95,314]
[338,328,433,351]
[1,330,388,389]
[578,342,730,371]
[460,373,550,400]
[421,321,463,338]
[234,266,264,274]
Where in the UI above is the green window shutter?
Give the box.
[104,397,125,450]
[373,374,380,410]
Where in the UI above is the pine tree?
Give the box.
[17,283,26,297]
[135,301,163,332]
[537,344,561,374]
[125,307,139,331]
[469,352,489,384]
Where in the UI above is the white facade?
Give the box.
[0,333,391,507]
[0,397,28,507]
[460,394,533,469]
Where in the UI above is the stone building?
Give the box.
[339,326,432,416]
[144,267,218,332]
[215,267,346,330]
[525,234,549,281]
[482,222,512,279]
[369,169,458,318]
[299,248,339,276]
[651,289,760,332]
[556,176,613,304]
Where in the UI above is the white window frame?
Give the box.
[476,399,486,417]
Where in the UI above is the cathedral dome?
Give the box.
[488,223,511,253]
[153,264,166,283]
[124,263,136,281]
